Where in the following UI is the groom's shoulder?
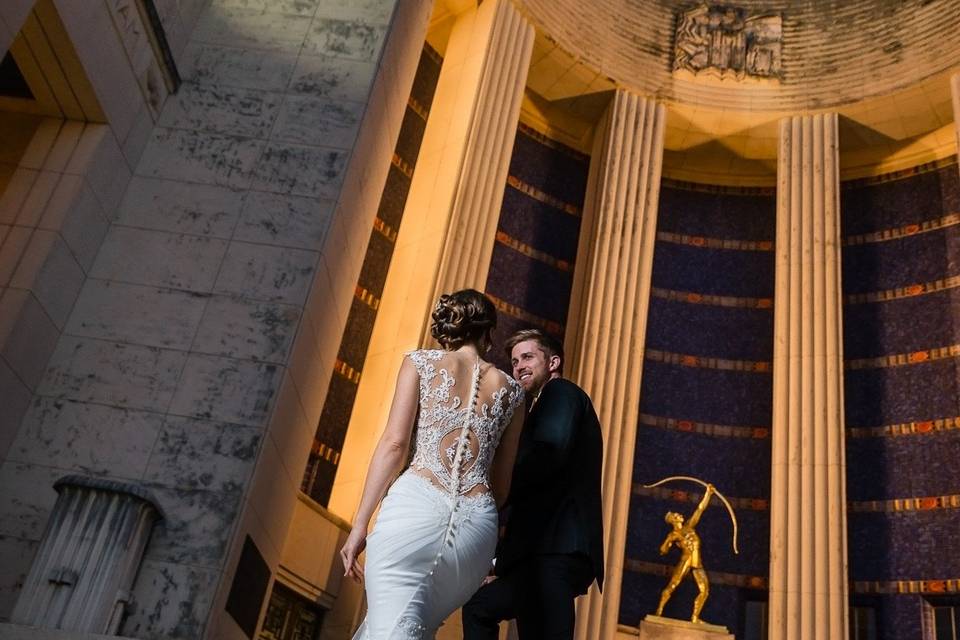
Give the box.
[543,377,589,403]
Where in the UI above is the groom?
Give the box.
[462,329,604,639]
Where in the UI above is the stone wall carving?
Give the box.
[673,3,782,79]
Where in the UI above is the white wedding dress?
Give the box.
[353,349,523,639]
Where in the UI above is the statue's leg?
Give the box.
[691,568,710,623]
[655,559,691,616]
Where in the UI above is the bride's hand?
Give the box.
[340,528,367,583]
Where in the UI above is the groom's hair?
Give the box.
[505,329,564,373]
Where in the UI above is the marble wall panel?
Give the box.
[8,397,164,479]
[90,226,229,292]
[0,289,59,390]
[116,176,245,239]
[37,336,186,412]
[210,0,321,16]
[315,0,396,25]
[192,8,313,52]
[271,96,364,149]
[213,241,318,305]
[304,18,388,62]
[0,358,32,461]
[137,128,264,189]
[66,279,209,350]
[143,416,261,494]
[234,191,334,250]
[121,559,220,640]
[0,226,32,286]
[289,54,377,103]
[191,295,301,363]
[37,175,110,273]
[145,486,243,567]
[63,126,132,215]
[158,83,284,138]
[0,461,71,540]
[0,535,38,620]
[168,354,282,426]
[9,231,85,329]
[179,43,299,92]
[249,143,347,199]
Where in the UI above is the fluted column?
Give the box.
[329,0,533,519]
[569,90,666,640]
[11,476,161,634]
[768,114,848,640]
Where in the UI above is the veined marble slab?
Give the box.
[180,43,298,92]
[250,142,347,199]
[168,353,283,426]
[144,486,242,567]
[316,0,396,25]
[143,416,261,493]
[213,240,318,305]
[234,191,333,250]
[193,7,313,52]
[210,0,321,17]
[38,336,186,412]
[304,18,387,62]
[1,288,60,389]
[159,82,284,139]
[0,462,71,540]
[290,54,376,103]
[10,230,85,330]
[192,294,301,363]
[66,279,209,350]
[0,535,39,621]
[116,176,244,239]
[10,398,165,479]
[122,559,219,640]
[37,175,110,273]
[137,127,264,189]
[90,226,229,293]
[272,95,363,149]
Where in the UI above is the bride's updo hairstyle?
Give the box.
[430,289,497,350]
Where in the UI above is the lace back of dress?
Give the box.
[446,358,480,497]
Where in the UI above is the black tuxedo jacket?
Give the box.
[495,377,605,590]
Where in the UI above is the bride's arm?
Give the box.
[490,403,525,508]
[340,357,419,581]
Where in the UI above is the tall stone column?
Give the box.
[328,0,534,519]
[768,113,848,640]
[568,90,666,640]
[952,74,960,171]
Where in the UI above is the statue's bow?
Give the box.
[643,475,739,554]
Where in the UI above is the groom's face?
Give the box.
[511,339,553,394]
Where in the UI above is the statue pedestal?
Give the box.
[638,615,734,640]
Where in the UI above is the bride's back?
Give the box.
[406,349,522,498]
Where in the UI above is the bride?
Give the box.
[340,289,525,639]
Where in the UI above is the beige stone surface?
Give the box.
[636,616,733,640]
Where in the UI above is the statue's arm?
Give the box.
[687,484,714,528]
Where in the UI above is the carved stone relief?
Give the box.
[674,3,782,80]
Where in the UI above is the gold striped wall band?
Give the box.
[848,416,960,438]
[656,231,773,252]
[372,216,398,243]
[354,285,380,311]
[842,156,958,188]
[517,121,589,163]
[660,177,777,196]
[495,230,574,272]
[632,484,769,511]
[506,175,582,217]
[640,413,770,439]
[311,441,341,465]
[485,293,564,337]
[849,493,960,513]
[845,344,960,370]
[845,274,960,304]
[625,559,768,590]
[645,348,772,373]
[333,358,361,384]
[391,152,414,179]
[843,212,960,246]
[651,287,773,309]
[853,579,960,595]
[407,95,429,122]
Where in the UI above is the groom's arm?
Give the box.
[509,380,581,496]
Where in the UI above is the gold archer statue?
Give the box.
[644,476,739,625]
